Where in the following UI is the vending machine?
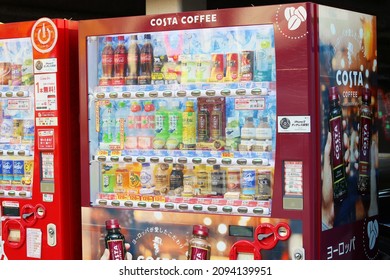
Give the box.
[0,18,81,260]
[78,2,379,260]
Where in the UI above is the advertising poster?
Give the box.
[318,6,379,259]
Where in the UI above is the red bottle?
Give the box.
[138,34,153,85]
[113,35,127,85]
[101,37,114,85]
[187,225,211,260]
[105,219,126,260]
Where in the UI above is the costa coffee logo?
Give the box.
[150,14,217,27]
[276,5,309,39]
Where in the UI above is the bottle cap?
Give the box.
[193,225,209,237]
[144,34,151,39]
[105,219,120,229]
[130,34,138,40]
[329,86,339,102]
[362,88,371,104]
[186,101,194,107]
[118,35,125,41]
[106,37,112,42]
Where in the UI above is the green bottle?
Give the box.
[153,101,169,149]
[166,100,183,150]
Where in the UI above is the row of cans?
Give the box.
[0,158,33,185]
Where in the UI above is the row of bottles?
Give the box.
[101,161,272,200]
[0,157,34,185]
[98,98,273,152]
[99,29,275,86]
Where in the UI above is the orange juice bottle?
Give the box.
[115,163,129,192]
[127,162,142,193]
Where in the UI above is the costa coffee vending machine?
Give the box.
[78,2,379,260]
[0,18,81,260]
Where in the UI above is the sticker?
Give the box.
[42,193,54,202]
[234,98,265,110]
[7,99,30,110]
[31,18,58,54]
[26,228,42,259]
[34,73,57,111]
[41,152,54,180]
[37,129,55,150]
[284,161,303,196]
[278,116,311,133]
[34,58,58,73]
[36,117,58,126]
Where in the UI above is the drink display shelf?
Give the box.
[93,154,270,167]
[0,187,32,198]
[94,195,272,216]
[91,81,275,100]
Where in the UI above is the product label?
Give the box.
[107,239,125,260]
[189,246,209,260]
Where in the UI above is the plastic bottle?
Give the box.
[358,88,372,199]
[101,103,115,144]
[152,36,167,85]
[154,163,170,195]
[113,35,127,85]
[125,101,142,149]
[127,34,140,85]
[166,100,183,150]
[153,101,169,149]
[170,163,184,192]
[105,219,126,260]
[210,104,223,141]
[196,164,210,195]
[210,165,226,196]
[141,100,155,139]
[115,101,128,147]
[187,225,211,260]
[115,163,129,192]
[182,164,196,197]
[140,162,154,194]
[101,37,114,84]
[197,103,209,142]
[328,86,347,203]
[182,101,196,150]
[139,34,153,85]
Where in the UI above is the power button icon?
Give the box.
[31,18,58,54]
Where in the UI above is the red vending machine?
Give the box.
[0,18,81,260]
[79,2,379,260]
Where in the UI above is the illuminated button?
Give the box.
[151,202,160,209]
[109,92,118,98]
[123,156,132,163]
[221,89,231,96]
[163,90,173,97]
[149,91,158,98]
[193,205,203,211]
[97,156,106,162]
[135,91,145,98]
[111,200,120,206]
[207,206,218,212]
[222,206,233,213]
[253,208,264,214]
[206,90,216,96]
[177,90,186,97]
[137,202,147,208]
[98,199,107,206]
[191,90,201,97]
[165,203,175,210]
[124,201,133,207]
[237,207,248,214]
[178,204,188,211]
